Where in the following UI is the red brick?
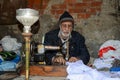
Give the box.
[39,5,47,9]
[87,8,96,13]
[78,13,85,19]
[91,1,102,7]
[55,10,65,14]
[75,3,90,8]
[27,0,34,7]
[83,0,94,2]
[51,9,65,15]
[51,10,65,15]
[33,4,40,9]
[33,0,41,4]
[77,13,91,19]
[69,9,86,13]
[27,0,34,4]
[27,0,49,9]
[85,13,91,18]
[27,5,33,8]
[51,4,67,9]
[43,0,50,5]
[28,0,41,8]
[68,3,75,9]
[64,0,76,4]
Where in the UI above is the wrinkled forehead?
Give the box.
[60,21,73,25]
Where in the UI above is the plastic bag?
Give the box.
[98,40,120,59]
[1,36,22,51]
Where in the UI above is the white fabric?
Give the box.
[93,58,114,69]
[66,60,120,80]
[66,60,92,74]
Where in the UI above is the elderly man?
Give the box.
[44,11,90,65]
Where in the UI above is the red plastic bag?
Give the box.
[98,46,116,58]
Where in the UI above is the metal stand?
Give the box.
[22,32,32,80]
[16,8,39,80]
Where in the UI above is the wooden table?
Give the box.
[20,65,67,77]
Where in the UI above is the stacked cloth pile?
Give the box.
[66,60,120,80]
[96,40,120,72]
[0,36,22,72]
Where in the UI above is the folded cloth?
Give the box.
[93,58,114,69]
[66,60,92,74]
[66,60,120,80]
[0,61,16,71]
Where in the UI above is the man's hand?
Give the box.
[52,56,66,65]
[68,57,79,62]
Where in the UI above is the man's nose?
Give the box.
[65,26,70,30]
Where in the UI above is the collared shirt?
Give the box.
[58,31,71,60]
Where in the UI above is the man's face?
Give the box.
[60,21,73,38]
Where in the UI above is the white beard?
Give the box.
[60,30,71,39]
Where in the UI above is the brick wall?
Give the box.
[27,0,102,21]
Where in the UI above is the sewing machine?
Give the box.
[30,41,68,65]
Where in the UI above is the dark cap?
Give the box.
[59,11,74,25]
